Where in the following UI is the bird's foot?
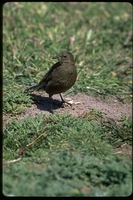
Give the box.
[49,108,54,114]
[59,94,74,108]
[61,100,73,108]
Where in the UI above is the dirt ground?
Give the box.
[3,92,132,160]
[17,92,132,120]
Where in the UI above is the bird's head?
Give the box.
[52,50,75,64]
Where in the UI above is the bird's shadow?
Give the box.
[30,94,62,112]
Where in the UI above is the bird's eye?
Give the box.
[63,55,67,58]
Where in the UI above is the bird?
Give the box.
[25,50,77,113]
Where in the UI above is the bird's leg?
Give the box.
[59,94,72,108]
[49,95,54,114]
[59,93,65,103]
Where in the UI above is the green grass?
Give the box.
[3,114,132,196]
[3,154,132,196]
[3,2,132,196]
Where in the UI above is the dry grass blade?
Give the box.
[3,157,22,164]
[26,131,46,147]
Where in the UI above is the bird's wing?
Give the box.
[35,62,60,90]
[25,62,60,91]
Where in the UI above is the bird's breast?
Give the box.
[45,64,77,96]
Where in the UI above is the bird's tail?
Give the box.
[25,84,40,92]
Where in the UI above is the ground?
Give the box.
[20,92,132,120]
[3,92,132,161]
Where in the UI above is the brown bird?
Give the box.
[26,50,77,113]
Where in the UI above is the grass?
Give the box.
[3,113,132,196]
[3,2,132,196]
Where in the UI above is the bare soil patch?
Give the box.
[3,93,132,160]
[17,92,132,121]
